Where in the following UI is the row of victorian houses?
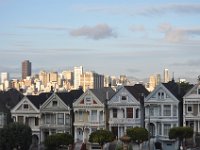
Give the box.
[1,79,200,149]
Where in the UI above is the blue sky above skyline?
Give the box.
[1,0,200,80]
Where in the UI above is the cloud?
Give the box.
[139,4,200,16]
[159,23,200,42]
[74,3,200,16]
[70,24,117,40]
[129,25,145,32]
[172,59,200,67]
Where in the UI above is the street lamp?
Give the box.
[146,104,151,150]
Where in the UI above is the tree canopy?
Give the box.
[44,133,74,150]
[89,129,115,147]
[169,126,193,140]
[0,122,32,150]
[127,127,148,144]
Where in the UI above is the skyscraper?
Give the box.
[22,60,31,79]
[74,66,83,89]
[1,72,9,84]
[163,68,170,83]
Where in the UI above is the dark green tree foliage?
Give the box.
[127,127,148,144]
[44,133,74,150]
[169,127,193,140]
[89,129,115,147]
[0,122,32,150]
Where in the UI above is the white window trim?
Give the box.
[187,105,193,113]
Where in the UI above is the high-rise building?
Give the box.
[163,68,170,83]
[22,60,31,79]
[1,72,9,84]
[39,70,48,86]
[48,72,58,83]
[74,66,83,89]
[80,71,104,91]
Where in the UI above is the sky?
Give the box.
[0,0,200,81]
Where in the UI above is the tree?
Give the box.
[89,129,115,149]
[127,127,148,150]
[0,122,32,150]
[169,127,193,149]
[44,133,74,150]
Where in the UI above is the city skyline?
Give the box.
[1,0,200,80]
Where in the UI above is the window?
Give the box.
[157,123,161,135]
[163,105,171,116]
[121,96,127,100]
[127,108,133,118]
[198,89,200,95]
[78,111,83,121]
[161,92,164,99]
[113,109,117,118]
[45,114,50,124]
[65,115,70,125]
[57,113,64,125]
[23,104,28,109]
[52,101,57,107]
[135,108,139,118]
[164,124,171,136]
[150,107,154,116]
[35,117,39,126]
[18,116,24,123]
[187,105,193,113]
[85,97,92,105]
[91,110,97,122]
[173,105,177,116]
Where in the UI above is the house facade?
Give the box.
[144,81,180,150]
[183,82,200,139]
[73,87,115,143]
[11,96,41,141]
[108,84,149,139]
[11,90,83,143]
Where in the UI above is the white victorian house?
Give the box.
[183,82,200,137]
[144,81,180,150]
[108,84,149,139]
[40,90,83,142]
[73,87,115,143]
[11,95,42,141]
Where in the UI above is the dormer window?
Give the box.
[23,104,28,109]
[52,101,57,107]
[85,97,92,105]
[121,96,127,100]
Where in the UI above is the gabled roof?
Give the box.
[0,88,24,113]
[27,93,52,109]
[27,89,83,109]
[124,84,149,101]
[56,89,84,107]
[162,81,184,101]
[90,87,115,103]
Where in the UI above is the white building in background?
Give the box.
[1,72,9,84]
[163,69,170,83]
[74,66,83,89]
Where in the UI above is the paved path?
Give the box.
[74,141,83,150]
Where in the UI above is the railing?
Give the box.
[109,118,140,124]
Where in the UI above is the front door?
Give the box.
[112,127,118,139]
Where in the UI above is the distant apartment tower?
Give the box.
[1,72,9,84]
[47,72,58,83]
[22,60,31,79]
[163,68,170,83]
[80,71,104,91]
[39,70,48,87]
[74,66,83,89]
